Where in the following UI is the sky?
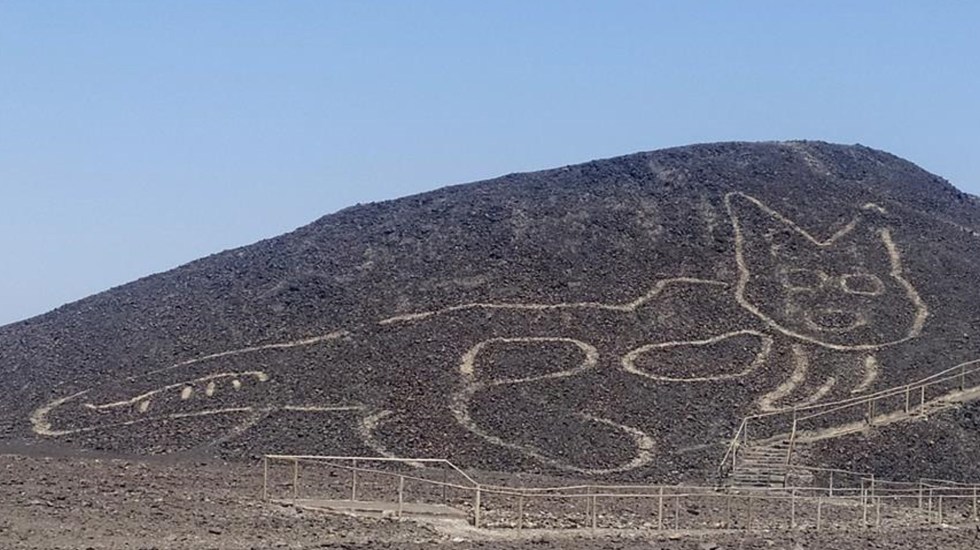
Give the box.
[1,1,978,326]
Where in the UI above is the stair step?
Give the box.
[727,440,805,489]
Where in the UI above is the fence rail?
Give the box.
[261,454,980,531]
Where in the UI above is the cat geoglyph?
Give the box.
[30,192,931,474]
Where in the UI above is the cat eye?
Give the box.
[779,268,828,291]
[839,273,885,296]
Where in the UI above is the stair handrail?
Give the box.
[743,359,980,426]
[797,361,980,424]
[720,358,980,474]
[718,417,748,477]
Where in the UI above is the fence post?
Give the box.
[517,491,524,532]
[732,442,737,471]
[397,476,405,518]
[905,385,911,414]
[973,486,978,522]
[726,492,733,528]
[920,386,926,416]
[862,480,869,529]
[442,465,448,503]
[816,496,823,531]
[585,485,592,526]
[473,486,481,528]
[787,411,798,464]
[747,495,754,532]
[939,496,944,525]
[292,458,299,499]
[592,494,598,531]
[918,482,924,510]
[658,487,664,530]
[352,460,361,501]
[829,471,835,497]
[875,497,881,529]
[790,489,797,529]
[262,456,269,501]
[674,495,680,530]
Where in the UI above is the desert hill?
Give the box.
[3,140,980,482]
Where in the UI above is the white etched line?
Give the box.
[379,278,727,325]
[851,355,880,394]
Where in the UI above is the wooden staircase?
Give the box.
[721,362,980,491]
[729,439,796,489]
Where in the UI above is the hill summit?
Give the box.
[4,141,980,482]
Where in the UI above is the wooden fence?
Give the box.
[262,455,980,531]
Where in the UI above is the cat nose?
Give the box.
[805,308,867,332]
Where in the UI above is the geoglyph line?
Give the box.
[757,345,809,412]
[460,337,599,384]
[86,371,269,411]
[726,192,928,351]
[358,409,427,469]
[30,192,936,475]
[450,386,655,475]
[379,278,728,325]
[31,330,351,437]
[132,330,348,380]
[851,356,880,394]
[452,336,654,474]
[793,377,838,408]
[33,401,364,437]
[622,330,773,382]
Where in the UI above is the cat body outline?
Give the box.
[30,191,928,475]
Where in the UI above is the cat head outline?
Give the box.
[725,192,928,351]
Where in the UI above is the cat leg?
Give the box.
[451,337,655,475]
[850,355,880,394]
[756,344,827,412]
[756,346,882,413]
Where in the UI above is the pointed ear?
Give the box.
[726,192,815,266]
[833,216,893,268]
[726,192,872,257]
[827,200,892,253]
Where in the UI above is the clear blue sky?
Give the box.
[1,2,978,325]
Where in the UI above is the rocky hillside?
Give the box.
[3,141,980,482]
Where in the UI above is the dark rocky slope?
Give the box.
[3,141,980,482]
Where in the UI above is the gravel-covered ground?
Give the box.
[4,449,980,550]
